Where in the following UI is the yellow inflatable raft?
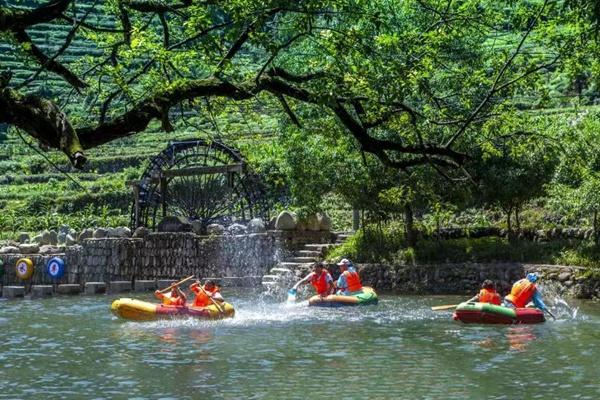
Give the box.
[308,286,379,307]
[111,298,235,321]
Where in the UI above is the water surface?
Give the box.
[0,291,598,399]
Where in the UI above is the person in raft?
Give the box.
[190,279,224,307]
[467,279,502,305]
[154,283,187,306]
[292,261,334,297]
[503,273,549,312]
[336,258,363,295]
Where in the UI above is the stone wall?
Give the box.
[0,230,334,287]
[358,262,600,299]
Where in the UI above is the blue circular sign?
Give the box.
[46,257,65,279]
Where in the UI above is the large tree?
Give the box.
[0,0,569,174]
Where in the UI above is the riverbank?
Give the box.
[357,262,600,299]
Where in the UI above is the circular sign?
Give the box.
[46,257,65,279]
[15,258,34,280]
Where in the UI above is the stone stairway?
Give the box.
[261,232,353,292]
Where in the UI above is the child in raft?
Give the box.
[154,283,187,306]
[467,279,502,305]
[189,279,224,307]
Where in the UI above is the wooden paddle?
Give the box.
[431,304,458,311]
[159,275,195,294]
[197,282,225,314]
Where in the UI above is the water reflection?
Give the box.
[505,326,536,351]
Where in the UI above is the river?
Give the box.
[0,291,598,399]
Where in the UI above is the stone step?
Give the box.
[287,257,317,263]
[296,250,322,257]
[270,268,294,275]
[31,285,53,299]
[279,262,303,269]
[84,282,106,295]
[261,275,281,282]
[2,286,25,299]
[261,281,278,287]
[304,244,335,250]
[108,281,132,294]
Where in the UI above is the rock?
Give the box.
[65,234,77,246]
[157,216,192,232]
[318,214,332,231]
[39,245,59,255]
[247,218,266,233]
[275,211,297,230]
[31,234,43,245]
[191,220,204,235]
[69,228,77,237]
[302,214,320,231]
[114,227,131,238]
[106,227,118,237]
[267,216,277,230]
[48,230,58,245]
[93,228,108,238]
[558,272,571,282]
[58,225,70,235]
[17,233,30,244]
[132,226,150,238]
[206,224,225,235]
[57,232,67,245]
[78,228,93,241]
[41,230,52,245]
[227,223,247,235]
[0,246,19,254]
[18,243,39,254]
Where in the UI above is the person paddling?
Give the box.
[336,258,363,295]
[292,261,334,297]
[190,279,224,307]
[467,280,502,305]
[154,282,187,306]
[504,273,555,319]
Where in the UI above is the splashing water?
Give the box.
[551,297,579,320]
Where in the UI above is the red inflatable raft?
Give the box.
[453,302,545,324]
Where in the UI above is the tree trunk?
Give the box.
[506,207,516,242]
[594,210,598,246]
[404,204,417,247]
[515,206,521,232]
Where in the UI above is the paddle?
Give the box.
[197,281,225,314]
[544,308,557,321]
[159,275,195,294]
[431,304,458,311]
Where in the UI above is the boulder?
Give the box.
[57,232,67,245]
[17,233,30,244]
[318,214,332,231]
[157,216,192,232]
[106,227,118,237]
[132,226,150,238]
[18,243,39,254]
[41,230,52,245]
[207,224,225,235]
[247,218,266,233]
[558,272,571,282]
[228,223,247,235]
[48,230,58,245]
[78,228,93,241]
[0,246,19,254]
[302,214,320,231]
[275,211,297,230]
[39,245,59,255]
[267,216,277,230]
[31,234,43,245]
[93,228,108,238]
[114,227,131,238]
[65,234,77,246]
[58,225,70,235]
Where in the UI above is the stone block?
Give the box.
[2,286,25,299]
[31,285,54,299]
[157,216,192,232]
[134,280,157,292]
[108,281,132,294]
[56,284,81,295]
[84,282,107,295]
[275,211,297,230]
[93,228,108,239]
[19,243,39,254]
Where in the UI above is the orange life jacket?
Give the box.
[192,285,219,307]
[343,270,362,292]
[478,288,501,305]
[505,279,536,308]
[156,291,185,306]
[310,271,331,295]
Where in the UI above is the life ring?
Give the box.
[46,257,66,279]
[15,258,34,280]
